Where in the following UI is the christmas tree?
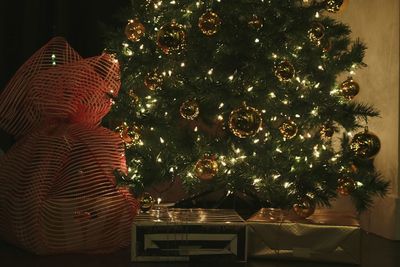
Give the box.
[104,0,388,216]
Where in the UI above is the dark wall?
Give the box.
[0,0,129,151]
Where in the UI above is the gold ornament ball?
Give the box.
[198,10,221,36]
[248,15,263,30]
[180,100,200,120]
[308,22,325,43]
[194,157,219,181]
[116,123,140,147]
[326,0,349,13]
[144,71,163,91]
[293,198,316,218]
[337,177,356,196]
[340,77,360,100]
[125,19,145,42]
[350,130,381,159]
[275,60,295,81]
[229,105,262,138]
[157,22,186,54]
[279,120,298,139]
[140,192,154,212]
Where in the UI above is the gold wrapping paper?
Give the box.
[247,208,361,264]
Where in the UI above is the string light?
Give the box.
[51,54,57,65]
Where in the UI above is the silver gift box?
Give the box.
[247,208,361,264]
[131,208,247,262]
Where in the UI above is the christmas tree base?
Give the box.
[173,189,262,219]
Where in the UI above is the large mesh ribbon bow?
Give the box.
[0,37,138,254]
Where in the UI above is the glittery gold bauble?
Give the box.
[125,19,145,42]
[144,72,163,90]
[198,10,221,36]
[337,177,356,196]
[308,22,325,43]
[229,106,262,138]
[326,0,349,13]
[157,22,186,54]
[194,157,218,181]
[140,192,154,212]
[116,123,140,147]
[350,130,381,159]
[275,61,295,81]
[248,15,263,30]
[180,100,200,120]
[340,77,359,100]
[279,120,298,139]
[320,123,334,138]
[293,198,316,218]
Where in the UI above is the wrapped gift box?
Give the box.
[131,208,247,262]
[247,208,361,264]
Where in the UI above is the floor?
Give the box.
[1,232,399,267]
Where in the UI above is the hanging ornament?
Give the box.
[340,77,359,100]
[308,22,325,44]
[194,156,219,181]
[125,19,145,42]
[180,100,200,120]
[293,197,316,218]
[115,123,141,147]
[320,123,335,138]
[157,22,186,54]
[248,15,263,30]
[144,71,163,91]
[337,177,356,196]
[229,105,262,138]
[279,120,298,139]
[326,0,349,13]
[350,129,381,159]
[198,10,221,36]
[139,192,154,212]
[274,60,295,81]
